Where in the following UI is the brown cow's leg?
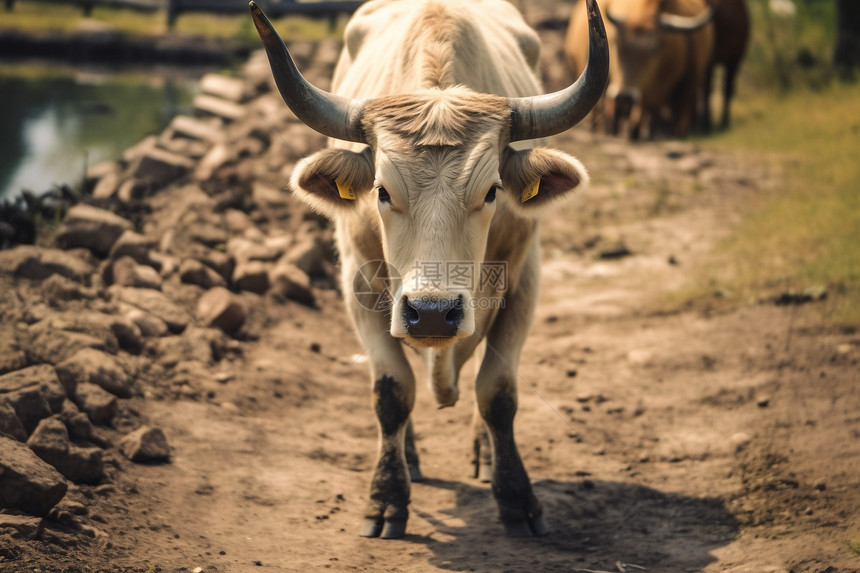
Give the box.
[475,243,546,537]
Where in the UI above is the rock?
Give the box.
[91,170,122,199]
[121,304,169,338]
[121,134,158,164]
[74,383,118,426]
[0,245,94,283]
[197,287,246,334]
[56,348,133,399]
[193,93,245,122]
[0,434,68,515]
[0,365,66,434]
[226,237,281,263]
[117,178,149,202]
[0,400,28,441]
[118,426,170,463]
[188,246,235,282]
[0,514,44,540]
[110,256,163,290]
[157,326,226,366]
[179,258,227,289]
[190,223,229,248]
[55,204,133,256]
[199,73,247,102]
[24,327,108,366]
[41,274,98,303]
[131,147,196,189]
[58,400,95,443]
[0,339,28,375]
[164,114,224,143]
[284,237,328,277]
[270,262,315,306]
[252,181,290,208]
[194,143,235,181]
[109,286,190,333]
[107,315,144,354]
[223,209,253,233]
[108,230,158,265]
[27,417,104,484]
[233,261,271,294]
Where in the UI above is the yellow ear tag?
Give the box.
[336,180,356,200]
[521,180,540,203]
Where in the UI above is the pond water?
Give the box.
[0,65,205,201]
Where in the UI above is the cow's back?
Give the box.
[331,0,543,100]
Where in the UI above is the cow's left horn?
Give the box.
[658,4,716,32]
[507,0,609,142]
[250,2,367,143]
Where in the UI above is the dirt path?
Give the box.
[22,131,854,573]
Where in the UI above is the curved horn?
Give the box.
[658,4,716,32]
[605,6,627,28]
[508,0,609,142]
[249,1,366,143]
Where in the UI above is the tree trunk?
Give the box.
[834,0,860,72]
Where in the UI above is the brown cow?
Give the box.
[566,0,715,139]
[703,0,750,130]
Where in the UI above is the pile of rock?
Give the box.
[0,41,344,536]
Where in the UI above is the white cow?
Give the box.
[250,0,608,538]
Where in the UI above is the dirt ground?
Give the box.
[5,125,859,572]
[3,8,860,573]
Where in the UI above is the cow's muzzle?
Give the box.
[402,295,464,339]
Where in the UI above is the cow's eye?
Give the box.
[378,186,391,204]
[484,185,498,204]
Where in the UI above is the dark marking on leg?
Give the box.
[362,375,412,539]
[404,419,424,482]
[482,388,546,537]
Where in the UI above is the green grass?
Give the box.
[698,84,860,326]
[1,0,344,42]
[676,0,860,327]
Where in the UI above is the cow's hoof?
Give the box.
[360,517,407,539]
[381,519,407,539]
[408,463,425,482]
[477,463,492,483]
[360,517,383,538]
[503,514,548,538]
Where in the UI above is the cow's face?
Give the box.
[606,0,663,107]
[291,88,587,348]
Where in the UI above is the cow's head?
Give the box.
[250,0,609,348]
[605,0,715,113]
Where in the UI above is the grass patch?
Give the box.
[697,83,860,326]
[674,0,860,327]
[1,0,345,42]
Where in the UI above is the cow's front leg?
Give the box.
[347,274,416,539]
[476,248,546,537]
[363,372,414,538]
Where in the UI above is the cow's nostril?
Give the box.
[444,297,464,327]
[403,298,420,325]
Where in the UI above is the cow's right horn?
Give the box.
[658,4,716,32]
[507,0,609,142]
[250,2,367,143]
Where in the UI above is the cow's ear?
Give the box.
[500,147,588,218]
[291,147,374,215]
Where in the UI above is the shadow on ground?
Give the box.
[407,477,738,572]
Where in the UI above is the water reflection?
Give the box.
[0,67,200,200]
